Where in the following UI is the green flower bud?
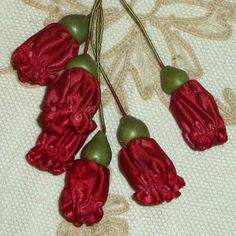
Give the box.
[66,54,98,78]
[160,66,189,94]
[81,131,112,167]
[117,115,150,147]
[59,14,89,44]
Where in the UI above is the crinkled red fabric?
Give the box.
[60,159,110,227]
[119,137,185,205]
[26,68,101,175]
[170,80,227,150]
[41,68,100,136]
[26,130,87,175]
[11,23,79,85]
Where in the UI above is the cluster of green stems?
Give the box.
[87,0,164,133]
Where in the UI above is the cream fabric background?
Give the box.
[0,0,236,236]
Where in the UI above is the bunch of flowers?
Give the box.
[11,0,228,227]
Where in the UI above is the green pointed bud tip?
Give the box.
[59,14,89,44]
[66,54,98,78]
[160,66,189,94]
[117,115,150,147]
[81,131,112,167]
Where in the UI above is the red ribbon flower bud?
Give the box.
[11,23,79,85]
[60,159,110,227]
[41,68,100,136]
[170,80,228,150]
[26,68,101,174]
[119,137,185,205]
[26,130,87,175]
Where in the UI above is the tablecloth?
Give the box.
[0,0,236,235]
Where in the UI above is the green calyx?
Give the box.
[81,131,112,167]
[66,54,98,78]
[117,115,150,147]
[59,14,89,44]
[160,66,189,94]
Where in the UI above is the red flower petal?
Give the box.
[170,80,227,150]
[119,137,185,205]
[26,130,87,175]
[27,68,101,174]
[60,159,110,226]
[11,23,79,85]
[42,68,100,136]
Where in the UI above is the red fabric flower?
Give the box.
[11,23,79,85]
[60,159,110,227]
[26,130,87,175]
[26,68,101,174]
[41,68,100,136]
[119,137,185,205]
[170,80,227,150]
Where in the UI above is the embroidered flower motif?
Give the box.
[11,23,79,85]
[217,88,236,125]
[119,137,185,205]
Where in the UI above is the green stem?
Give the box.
[89,0,101,32]
[119,0,165,69]
[90,0,127,117]
[97,5,107,133]
[84,0,101,54]
[91,1,107,133]
[91,39,127,117]
[83,25,91,54]
[99,64,127,116]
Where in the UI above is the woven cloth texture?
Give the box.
[0,0,236,236]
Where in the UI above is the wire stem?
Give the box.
[119,0,165,69]
[91,35,127,116]
[85,0,101,54]
[97,4,107,133]
[83,27,91,54]
[90,0,127,117]
[91,0,107,133]
[99,64,127,116]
